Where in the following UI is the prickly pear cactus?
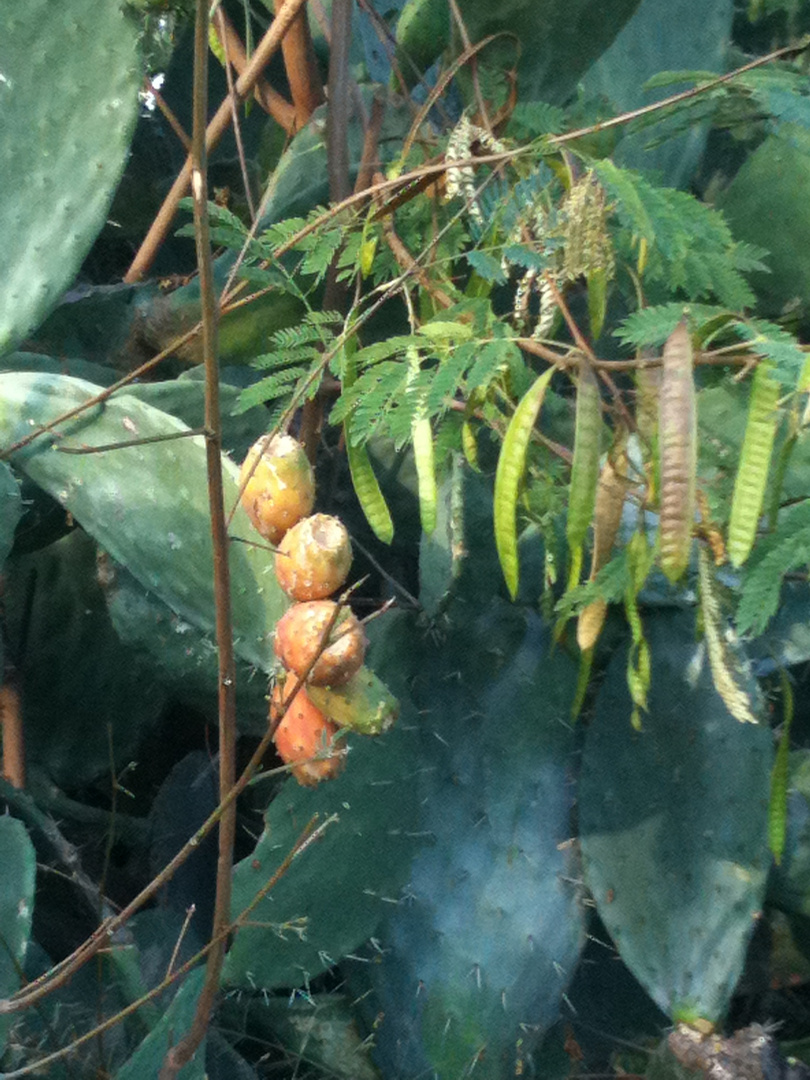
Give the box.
[0,0,141,355]
[353,602,584,1080]
[579,608,773,1024]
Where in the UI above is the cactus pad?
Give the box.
[0,0,140,354]
[580,609,773,1023]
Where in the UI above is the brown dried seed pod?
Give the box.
[274,601,367,686]
[270,681,344,786]
[658,321,696,583]
[275,513,352,601]
[238,433,315,544]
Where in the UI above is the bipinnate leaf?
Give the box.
[580,609,772,1023]
[0,0,140,355]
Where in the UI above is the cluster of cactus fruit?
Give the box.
[238,433,375,785]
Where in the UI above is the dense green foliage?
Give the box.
[3,0,810,1077]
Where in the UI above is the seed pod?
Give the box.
[727,360,780,568]
[239,433,315,544]
[697,545,759,724]
[275,514,352,601]
[576,445,631,651]
[274,600,367,686]
[567,362,602,568]
[658,321,696,582]
[345,430,394,545]
[270,680,344,786]
[494,367,555,599]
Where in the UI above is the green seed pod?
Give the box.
[493,368,555,599]
[412,415,437,535]
[727,360,781,568]
[567,362,602,580]
[345,427,394,544]
[658,321,696,582]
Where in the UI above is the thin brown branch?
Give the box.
[0,329,199,459]
[447,0,491,135]
[158,0,237,1071]
[144,77,191,150]
[0,815,330,1080]
[11,35,804,462]
[381,214,455,310]
[274,0,325,122]
[0,682,25,790]
[216,8,257,222]
[354,94,386,196]
[0,567,358,1018]
[544,274,637,434]
[124,0,312,284]
[212,8,297,132]
[298,0,353,462]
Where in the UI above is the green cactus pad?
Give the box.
[115,968,206,1080]
[358,604,584,1079]
[0,461,22,569]
[0,371,287,671]
[3,530,167,785]
[102,562,270,736]
[579,609,773,1024]
[0,817,36,1057]
[223,703,422,991]
[0,0,140,355]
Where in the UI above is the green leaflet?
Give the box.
[697,545,760,725]
[345,427,394,544]
[658,321,697,582]
[494,367,555,599]
[769,671,793,865]
[727,360,781,568]
[567,363,602,579]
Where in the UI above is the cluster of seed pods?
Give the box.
[239,435,367,786]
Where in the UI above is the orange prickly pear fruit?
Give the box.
[274,600,367,686]
[275,513,352,601]
[239,433,315,544]
[270,680,344,786]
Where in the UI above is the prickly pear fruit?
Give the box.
[307,667,399,735]
[239,434,315,544]
[270,680,345,786]
[275,514,352,601]
[274,600,367,686]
